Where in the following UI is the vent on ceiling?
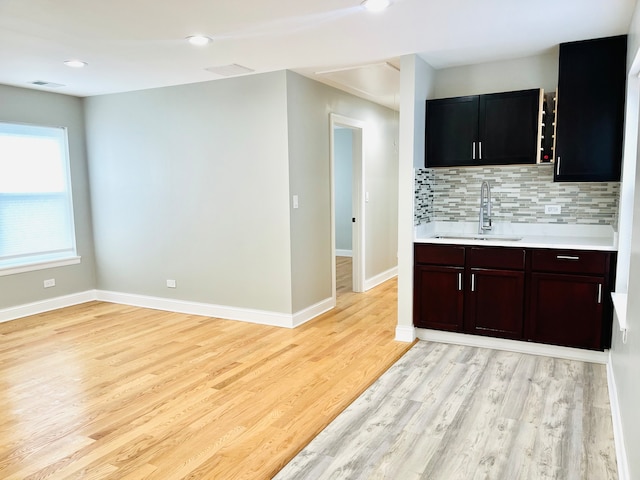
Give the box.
[31,80,65,88]
[205,64,255,77]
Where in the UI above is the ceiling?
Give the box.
[0,0,635,110]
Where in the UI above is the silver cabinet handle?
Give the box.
[557,255,579,261]
[556,156,561,175]
[472,142,476,160]
[458,273,462,291]
[479,141,482,159]
[471,274,476,292]
[597,284,602,304]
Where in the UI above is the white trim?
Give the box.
[330,113,366,297]
[607,352,630,480]
[335,249,353,257]
[0,290,96,323]
[0,256,81,276]
[395,325,416,342]
[416,328,609,364]
[96,290,302,328]
[292,297,335,328]
[364,266,398,291]
[1,290,335,329]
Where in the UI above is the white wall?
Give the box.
[285,71,399,312]
[0,84,96,309]
[334,128,353,253]
[609,3,640,478]
[433,50,559,99]
[84,72,294,314]
[396,54,436,341]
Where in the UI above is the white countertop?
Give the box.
[414,222,618,251]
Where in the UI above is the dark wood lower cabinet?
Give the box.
[465,268,524,339]
[414,265,463,331]
[414,243,615,351]
[528,273,604,350]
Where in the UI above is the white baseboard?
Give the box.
[0,290,97,323]
[607,353,630,480]
[395,325,416,343]
[96,290,303,328]
[416,328,609,364]
[292,297,335,328]
[2,289,336,329]
[335,249,353,257]
[364,266,398,291]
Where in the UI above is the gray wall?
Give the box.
[285,71,399,312]
[0,85,96,308]
[610,1,640,477]
[334,128,353,252]
[84,72,294,313]
[433,50,559,99]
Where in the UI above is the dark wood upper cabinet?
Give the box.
[478,90,541,165]
[555,35,627,182]
[425,89,541,167]
[425,96,479,167]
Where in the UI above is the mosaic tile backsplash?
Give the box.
[414,164,619,227]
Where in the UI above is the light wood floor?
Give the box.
[276,341,618,480]
[0,271,412,479]
[336,256,352,295]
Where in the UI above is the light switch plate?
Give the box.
[545,205,561,214]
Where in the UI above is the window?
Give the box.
[0,122,79,275]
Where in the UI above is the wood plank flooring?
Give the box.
[275,341,618,480]
[336,256,352,295]
[0,263,412,479]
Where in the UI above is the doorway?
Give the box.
[330,114,365,302]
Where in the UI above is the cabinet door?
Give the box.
[528,273,604,350]
[478,89,540,165]
[465,268,524,339]
[555,35,626,182]
[425,96,479,167]
[414,265,464,331]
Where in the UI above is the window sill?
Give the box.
[0,256,81,277]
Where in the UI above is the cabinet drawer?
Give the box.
[531,249,608,275]
[415,244,465,266]
[467,247,525,270]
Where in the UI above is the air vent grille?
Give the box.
[205,64,255,77]
[31,80,65,88]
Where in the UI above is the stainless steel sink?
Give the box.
[434,234,522,242]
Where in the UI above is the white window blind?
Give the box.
[0,122,78,273]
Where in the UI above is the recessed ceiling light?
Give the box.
[64,60,87,68]
[362,0,391,12]
[186,35,213,46]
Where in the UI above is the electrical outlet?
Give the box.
[166,279,177,288]
[43,278,56,288]
[545,205,561,215]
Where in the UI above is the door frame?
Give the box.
[330,113,365,299]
